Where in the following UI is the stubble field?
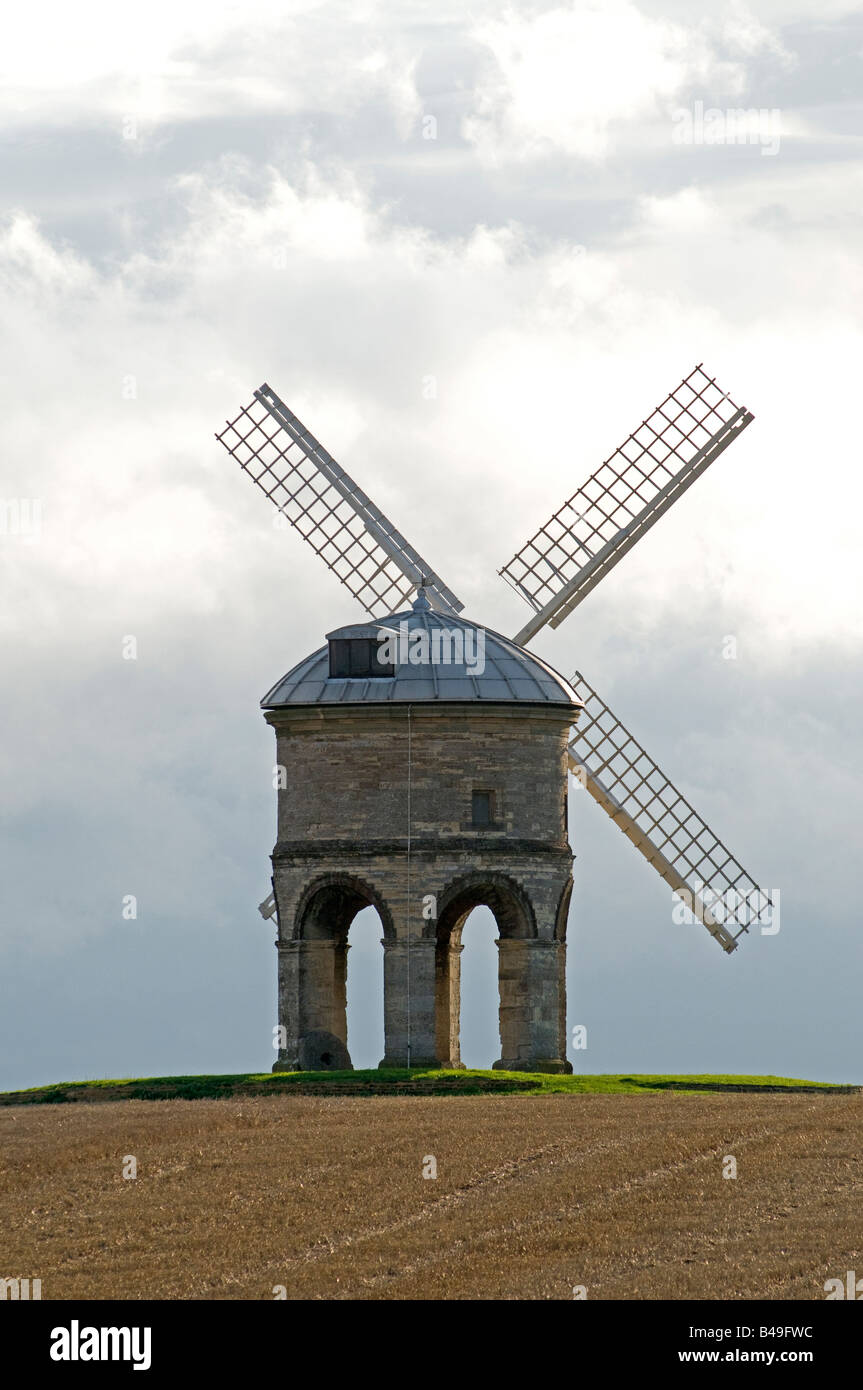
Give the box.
[2,1092,860,1300]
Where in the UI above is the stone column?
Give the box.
[272,939,349,1072]
[434,940,465,1069]
[332,940,349,1046]
[493,938,571,1074]
[273,939,302,1071]
[379,938,440,1068]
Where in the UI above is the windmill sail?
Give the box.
[502,366,753,645]
[569,670,773,952]
[216,384,463,619]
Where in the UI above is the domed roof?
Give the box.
[262,591,581,710]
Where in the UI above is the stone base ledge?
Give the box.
[493,1057,573,1075]
[272,1059,356,1073]
[378,1056,466,1070]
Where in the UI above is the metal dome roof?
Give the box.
[262,591,581,710]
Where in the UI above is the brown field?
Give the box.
[2,1093,861,1300]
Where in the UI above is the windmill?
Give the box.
[216,364,772,989]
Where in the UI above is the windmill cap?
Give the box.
[262,605,583,709]
[412,584,433,611]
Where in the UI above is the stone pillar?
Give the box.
[434,940,465,1069]
[273,939,301,1071]
[332,940,349,1046]
[380,938,440,1068]
[273,939,350,1072]
[493,938,571,1074]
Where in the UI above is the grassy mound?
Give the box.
[1,1070,858,1105]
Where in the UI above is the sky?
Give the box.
[1,0,861,1090]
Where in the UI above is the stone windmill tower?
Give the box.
[259,590,579,1073]
[216,368,774,1073]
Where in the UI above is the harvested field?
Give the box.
[2,1092,861,1300]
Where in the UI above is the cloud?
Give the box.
[461,1,792,164]
[2,152,861,679]
[0,0,422,133]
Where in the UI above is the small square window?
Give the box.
[471,791,493,827]
[350,639,373,676]
[328,637,394,679]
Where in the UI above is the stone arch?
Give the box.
[276,873,392,1073]
[553,879,573,942]
[291,872,395,943]
[431,872,539,1070]
[428,871,537,944]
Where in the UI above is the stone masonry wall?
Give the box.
[265,700,579,1071]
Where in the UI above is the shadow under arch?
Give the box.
[286,873,393,1070]
[292,872,395,943]
[431,872,537,1069]
[429,871,537,944]
[553,879,573,943]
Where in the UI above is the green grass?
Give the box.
[0,1069,857,1106]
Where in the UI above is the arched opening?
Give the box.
[290,875,392,1071]
[433,874,536,1071]
[345,905,385,1070]
[457,906,500,1069]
